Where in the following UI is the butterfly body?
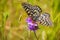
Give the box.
[22,3,53,26]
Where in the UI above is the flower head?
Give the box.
[26,17,39,31]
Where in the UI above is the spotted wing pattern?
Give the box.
[22,3,53,26]
[38,13,53,26]
[22,3,42,21]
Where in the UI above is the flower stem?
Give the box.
[33,31,38,40]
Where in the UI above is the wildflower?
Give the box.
[26,17,39,31]
[26,17,38,40]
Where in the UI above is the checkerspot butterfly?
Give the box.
[22,3,53,26]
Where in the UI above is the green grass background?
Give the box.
[0,0,60,40]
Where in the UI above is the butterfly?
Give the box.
[22,3,53,26]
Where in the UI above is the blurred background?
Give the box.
[0,0,60,40]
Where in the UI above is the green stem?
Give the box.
[33,31,38,40]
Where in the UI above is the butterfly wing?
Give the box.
[38,12,53,26]
[22,3,42,21]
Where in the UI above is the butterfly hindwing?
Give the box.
[38,13,53,26]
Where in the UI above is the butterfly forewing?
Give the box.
[22,3,42,21]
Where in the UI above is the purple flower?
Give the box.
[26,17,39,31]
